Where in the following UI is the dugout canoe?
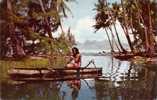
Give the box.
[8,67,102,81]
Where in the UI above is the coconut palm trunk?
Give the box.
[135,0,155,55]
[148,1,155,56]
[7,0,25,57]
[120,0,134,52]
[38,0,53,39]
[138,14,149,53]
[138,4,149,53]
[113,23,127,53]
[129,8,141,53]
[105,28,114,52]
[108,27,121,52]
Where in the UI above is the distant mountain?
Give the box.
[75,40,129,52]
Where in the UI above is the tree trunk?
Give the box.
[121,24,134,52]
[135,0,155,55]
[148,1,155,56]
[105,28,114,52]
[130,8,141,53]
[113,23,127,53]
[7,0,25,57]
[38,0,53,39]
[108,27,121,52]
[120,0,134,52]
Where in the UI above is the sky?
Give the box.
[53,0,129,43]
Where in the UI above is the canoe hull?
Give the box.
[8,67,102,81]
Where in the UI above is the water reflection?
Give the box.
[60,79,81,100]
[59,79,96,100]
[1,55,157,100]
[1,81,60,100]
[94,56,157,100]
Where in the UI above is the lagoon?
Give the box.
[1,54,157,100]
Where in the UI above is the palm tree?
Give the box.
[38,0,54,39]
[94,0,119,52]
[38,0,73,39]
[120,0,134,52]
[6,0,26,57]
[124,0,157,55]
[112,3,127,53]
[1,0,74,58]
[108,26,121,52]
[113,23,127,53]
[104,28,114,52]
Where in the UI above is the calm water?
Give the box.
[1,55,157,100]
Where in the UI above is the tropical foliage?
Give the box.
[0,0,75,58]
[94,0,157,55]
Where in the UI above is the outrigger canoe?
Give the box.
[8,67,102,81]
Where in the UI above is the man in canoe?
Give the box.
[66,47,81,68]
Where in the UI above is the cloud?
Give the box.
[75,16,95,32]
[72,16,106,42]
[72,16,130,44]
[55,16,131,45]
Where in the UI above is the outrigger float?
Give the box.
[8,67,102,81]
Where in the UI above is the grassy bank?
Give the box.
[0,56,66,81]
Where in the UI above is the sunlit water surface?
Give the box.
[1,55,157,100]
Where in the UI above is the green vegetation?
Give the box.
[94,0,157,56]
[0,56,67,81]
[0,0,75,58]
[0,58,48,81]
[0,0,75,81]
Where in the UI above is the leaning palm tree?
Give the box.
[104,28,114,52]
[119,0,134,52]
[123,0,157,56]
[111,3,127,53]
[94,0,126,53]
[108,26,121,52]
[94,0,116,52]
